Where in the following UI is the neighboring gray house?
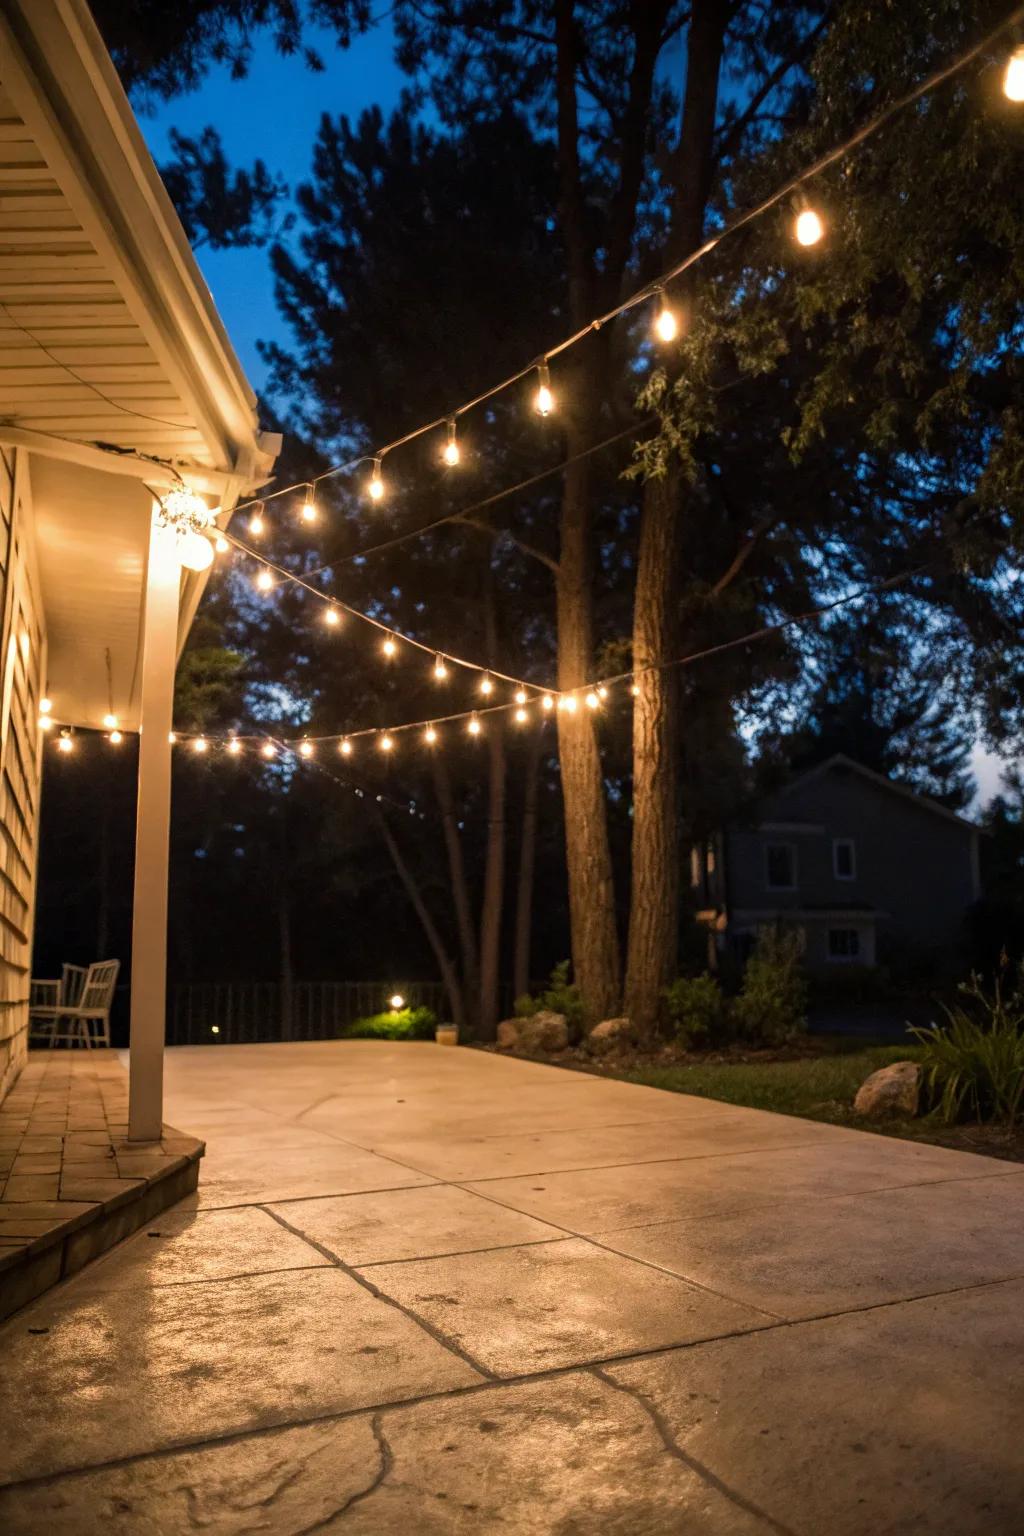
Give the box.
[692,755,983,969]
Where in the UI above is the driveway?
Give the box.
[2,1040,1023,1533]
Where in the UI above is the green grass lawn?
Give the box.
[624,1042,926,1126]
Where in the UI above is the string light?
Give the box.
[339,738,352,756]
[300,485,317,523]
[255,569,274,593]
[585,691,600,709]
[382,636,397,658]
[168,731,177,744]
[1006,44,1024,99]
[515,688,527,704]
[597,685,608,699]
[424,724,438,745]
[563,695,578,713]
[57,731,73,754]
[433,654,448,681]
[40,697,51,714]
[654,287,678,342]
[249,505,265,537]
[324,606,341,628]
[228,738,241,755]
[103,712,118,730]
[480,674,494,696]
[443,419,460,467]
[38,714,52,731]
[468,713,482,736]
[368,457,385,502]
[261,741,277,759]
[108,729,123,744]
[192,736,208,754]
[299,740,314,758]
[542,694,554,711]
[180,529,213,570]
[214,534,230,554]
[379,732,394,752]
[515,707,528,723]
[534,362,554,417]
[794,206,824,246]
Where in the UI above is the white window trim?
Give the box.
[826,926,862,963]
[833,837,856,881]
[764,841,797,892]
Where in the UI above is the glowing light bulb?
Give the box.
[214,534,230,554]
[324,606,341,627]
[382,636,397,658]
[515,707,528,724]
[180,530,214,571]
[390,993,405,1010]
[299,740,314,758]
[255,569,274,593]
[794,207,823,247]
[108,729,123,745]
[103,713,118,730]
[480,674,493,696]
[368,458,385,502]
[249,509,265,536]
[443,420,460,466]
[631,683,640,696]
[261,742,277,759]
[379,733,394,752]
[654,289,678,342]
[542,694,554,711]
[433,655,448,681]
[1005,46,1024,101]
[468,714,482,736]
[57,733,73,754]
[40,697,51,715]
[228,738,241,755]
[515,688,527,704]
[193,736,208,754]
[38,714,53,732]
[424,724,437,745]
[564,695,578,713]
[339,738,352,756]
[300,486,317,522]
[168,732,177,744]
[534,362,554,416]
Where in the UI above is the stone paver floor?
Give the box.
[2,1040,1024,1532]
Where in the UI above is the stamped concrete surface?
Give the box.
[1,1041,1023,1534]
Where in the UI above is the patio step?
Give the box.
[0,1051,204,1321]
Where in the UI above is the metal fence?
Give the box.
[168,980,452,1045]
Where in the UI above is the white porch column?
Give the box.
[128,509,180,1142]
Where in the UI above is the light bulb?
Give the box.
[103,712,118,730]
[443,420,460,466]
[180,530,214,571]
[515,707,528,724]
[480,674,493,696]
[534,363,554,416]
[1005,46,1024,101]
[597,684,608,699]
[249,510,265,536]
[38,714,53,731]
[57,733,73,753]
[564,695,578,713]
[390,993,405,1010]
[368,458,385,502]
[339,738,352,756]
[40,697,51,714]
[299,740,314,758]
[433,655,448,681]
[228,738,241,755]
[515,688,527,704]
[794,207,823,247]
[382,637,397,658]
[255,569,274,593]
[261,742,277,759]
[654,290,678,342]
[424,724,437,745]
[109,729,123,744]
[193,737,208,754]
[300,486,317,522]
[468,714,482,736]
[585,691,599,709]
[631,683,640,696]
[379,733,394,752]
[542,694,554,711]
[214,534,230,554]
[168,732,177,744]
[324,606,341,627]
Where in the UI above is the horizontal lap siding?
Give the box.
[0,446,44,1102]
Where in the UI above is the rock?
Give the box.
[586,1016,634,1056]
[495,1012,568,1053]
[853,1060,921,1119]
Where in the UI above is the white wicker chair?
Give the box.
[46,959,120,1048]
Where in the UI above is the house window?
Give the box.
[828,927,861,961]
[833,838,856,881]
[765,843,796,891]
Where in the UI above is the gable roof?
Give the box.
[779,754,980,834]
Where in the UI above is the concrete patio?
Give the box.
[2,1040,1024,1533]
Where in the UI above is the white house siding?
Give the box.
[0,446,44,1102]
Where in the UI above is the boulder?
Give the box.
[586,1016,634,1056]
[495,1011,568,1053]
[853,1060,921,1119]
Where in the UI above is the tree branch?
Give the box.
[454,513,561,574]
[708,513,779,598]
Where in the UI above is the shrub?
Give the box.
[733,927,808,1045]
[663,973,727,1049]
[343,1006,437,1041]
[911,971,1024,1126]
[514,960,586,1041]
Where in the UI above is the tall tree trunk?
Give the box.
[431,752,479,1003]
[624,0,729,1040]
[477,557,506,1039]
[513,729,543,1001]
[376,810,465,1032]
